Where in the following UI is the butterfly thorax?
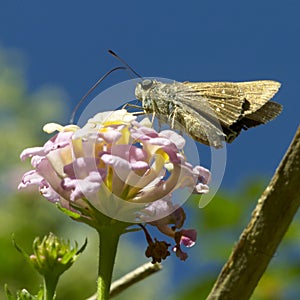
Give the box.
[135,80,182,117]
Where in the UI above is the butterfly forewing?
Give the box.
[181,80,281,125]
[176,83,244,127]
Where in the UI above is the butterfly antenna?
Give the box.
[108,49,143,79]
[70,66,126,123]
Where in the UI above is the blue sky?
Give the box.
[1,0,299,189]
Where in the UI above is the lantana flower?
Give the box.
[18,109,210,299]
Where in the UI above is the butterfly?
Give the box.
[70,50,282,149]
[135,79,282,148]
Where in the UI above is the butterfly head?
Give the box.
[135,79,155,102]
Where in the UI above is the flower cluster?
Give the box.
[9,233,86,300]
[19,109,210,261]
[21,233,86,277]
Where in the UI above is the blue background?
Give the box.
[1,0,299,188]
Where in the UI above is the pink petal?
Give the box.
[63,174,101,201]
[131,126,159,139]
[179,229,197,247]
[160,130,185,149]
[64,157,100,179]
[39,180,61,202]
[193,166,211,184]
[18,170,43,189]
[194,183,210,194]
[99,130,122,143]
[20,147,46,161]
[43,131,73,153]
[36,157,71,200]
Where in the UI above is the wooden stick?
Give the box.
[206,126,300,300]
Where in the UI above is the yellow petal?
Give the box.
[43,123,79,133]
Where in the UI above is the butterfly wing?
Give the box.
[171,105,226,148]
[176,80,282,142]
[179,81,280,124]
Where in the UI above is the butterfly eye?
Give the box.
[141,79,153,90]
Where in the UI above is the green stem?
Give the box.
[97,228,121,300]
[43,274,59,300]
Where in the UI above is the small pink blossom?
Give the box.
[172,229,197,261]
